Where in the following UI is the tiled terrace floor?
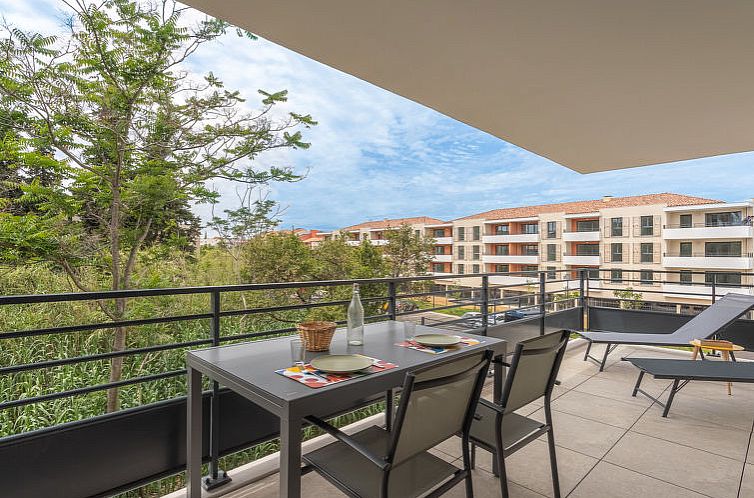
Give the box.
[220,341,754,498]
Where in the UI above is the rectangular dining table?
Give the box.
[186,320,507,498]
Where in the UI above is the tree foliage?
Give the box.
[381,224,434,277]
[0,0,315,411]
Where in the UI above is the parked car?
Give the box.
[504,308,542,322]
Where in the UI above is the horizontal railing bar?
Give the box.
[218,296,387,318]
[0,339,213,375]
[0,313,215,340]
[0,369,186,410]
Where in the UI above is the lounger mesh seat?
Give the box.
[578,293,754,370]
[625,357,754,417]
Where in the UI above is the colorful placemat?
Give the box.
[396,336,482,355]
[276,356,398,389]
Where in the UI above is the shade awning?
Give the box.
[183,0,754,173]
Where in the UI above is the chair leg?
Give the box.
[496,451,509,498]
[461,438,474,498]
[583,340,592,361]
[470,442,476,470]
[544,404,562,498]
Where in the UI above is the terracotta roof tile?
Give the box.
[341,216,447,231]
[456,193,721,221]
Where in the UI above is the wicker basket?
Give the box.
[297,321,337,352]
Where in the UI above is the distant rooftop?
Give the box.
[456,193,721,221]
[341,216,447,231]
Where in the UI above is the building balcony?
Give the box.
[562,230,601,242]
[430,271,453,277]
[488,274,539,286]
[346,240,360,246]
[431,254,452,263]
[662,253,754,269]
[482,254,539,264]
[482,233,539,244]
[563,254,601,265]
[662,224,754,240]
[662,283,754,298]
[433,236,453,245]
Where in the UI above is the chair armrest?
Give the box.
[305,416,389,470]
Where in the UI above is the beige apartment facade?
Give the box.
[320,194,754,310]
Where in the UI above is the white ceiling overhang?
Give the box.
[183,0,754,173]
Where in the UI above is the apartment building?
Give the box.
[433,193,754,308]
[319,194,754,309]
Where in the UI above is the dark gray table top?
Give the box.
[187,321,504,414]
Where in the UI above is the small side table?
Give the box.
[689,339,744,395]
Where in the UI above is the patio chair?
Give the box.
[578,293,754,371]
[302,349,493,498]
[469,330,570,498]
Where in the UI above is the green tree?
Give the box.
[0,0,315,411]
[382,224,434,277]
[613,288,644,310]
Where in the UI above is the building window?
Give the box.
[679,270,693,285]
[679,214,692,228]
[640,243,654,263]
[472,226,481,241]
[522,244,539,256]
[705,211,742,227]
[705,272,742,286]
[579,268,599,280]
[522,265,539,277]
[495,224,509,235]
[494,264,509,273]
[472,264,480,274]
[415,230,421,237]
[456,227,465,241]
[433,228,446,237]
[546,267,557,280]
[457,246,465,259]
[679,242,693,257]
[611,217,623,237]
[611,243,623,262]
[472,245,481,260]
[640,270,654,285]
[705,241,742,257]
[640,216,654,236]
[576,243,599,256]
[547,221,557,238]
[457,264,465,275]
[610,269,623,283]
[522,223,539,234]
[576,219,600,232]
[547,244,557,261]
[495,245,509,256]
[432,263,445,273]
[434,246,445,255]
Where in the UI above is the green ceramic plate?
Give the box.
[310,354,373,373]
[414,333,462,347]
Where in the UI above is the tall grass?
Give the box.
[0,250,384,496]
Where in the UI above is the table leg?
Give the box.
[722,351,732,395]
[385,389,395,431]
[187,367,203,498]
[493,343,507,404]
[691,346,700,360]
[280,415,303,498]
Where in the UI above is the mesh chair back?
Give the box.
[501,330,569,414]
[389,350,491,465]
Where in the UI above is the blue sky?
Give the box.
[5,1,754,231]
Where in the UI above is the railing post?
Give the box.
[204,290,231,490]
[539,271,546,335]
[481,275,489,332]
[579,268,586,330]
[711,273,717,304]
[387,281,397,320]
